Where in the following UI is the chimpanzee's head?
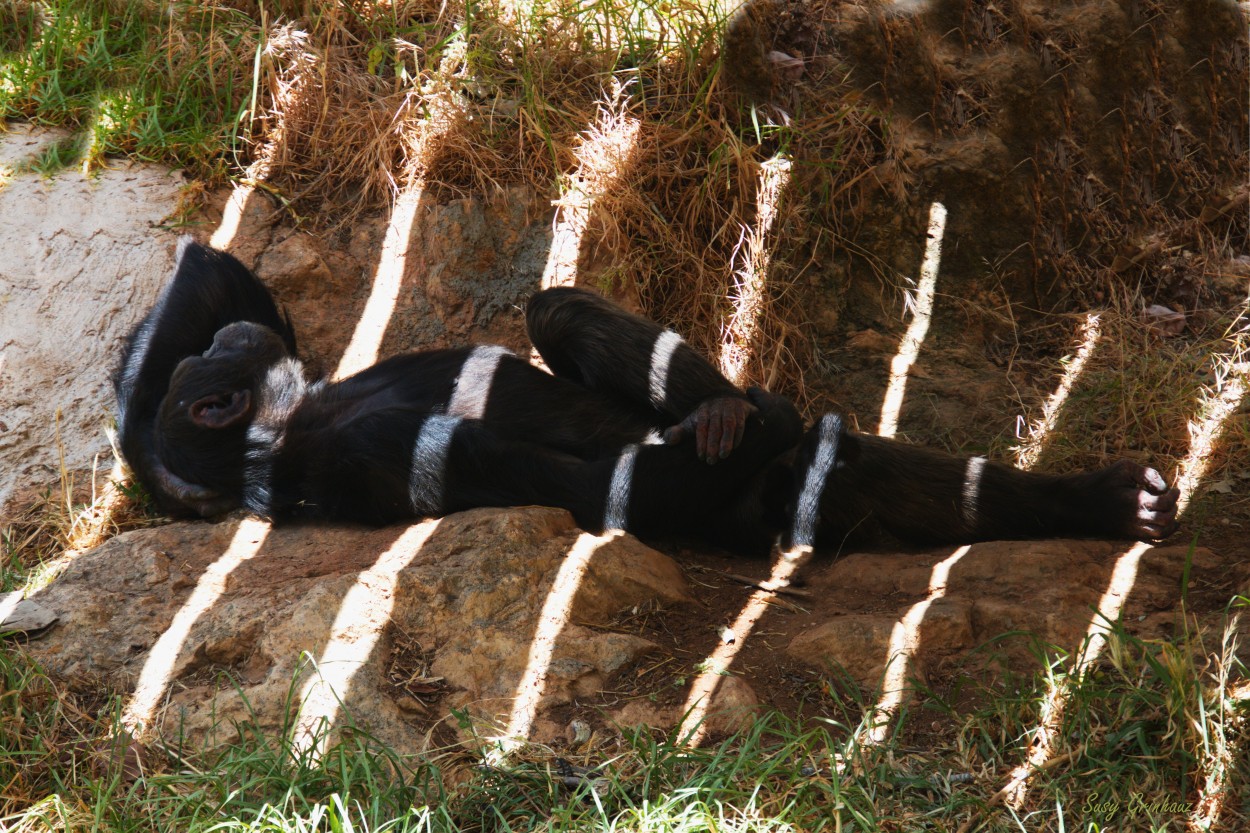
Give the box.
[156,321,292,495]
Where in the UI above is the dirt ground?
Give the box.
[574,540,1247,741]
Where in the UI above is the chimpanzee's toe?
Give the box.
[1134,485,1180,540]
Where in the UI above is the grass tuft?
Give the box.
[1,1,262,180]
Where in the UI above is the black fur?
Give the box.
[114,241,1180,553]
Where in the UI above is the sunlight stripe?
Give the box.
[677,544,812,746]
[878,202,947,437]
[647,330,684,408]
[490,531,622,760]
[719,155,792,386]
[334,36,469,378]
[294,521,441,758]
[678,412,840,744]
[409,415,462,514]
[792,414,841,548]
[448,346,511,420]
[866,546,972,744]
[1000,350,1248,814]
[334,185,424,378]
[1014,314,1103,469]
[123,518,270,732]
[540,80,641,291]
[604,446,639,532]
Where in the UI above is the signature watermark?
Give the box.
[1083,791,1194,822]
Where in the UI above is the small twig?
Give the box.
[723,572,813,598]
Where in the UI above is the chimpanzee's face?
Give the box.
[155,322,292,489]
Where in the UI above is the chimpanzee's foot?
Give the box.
[1092,460,1180,541]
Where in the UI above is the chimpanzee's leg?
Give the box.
[455,387,801,540]
[786,416,1181,547]
[445,389,799,540]
[526,287,739,416]
[611,387,802,540]
[526,288,758,462]
[476,353,672,459]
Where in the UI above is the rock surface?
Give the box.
[0,124,554,514]
[783,540,1240,685]
[24,506,691,755]
[24,515,1245,758]
[213,184,553,372]
[0,125,186,510]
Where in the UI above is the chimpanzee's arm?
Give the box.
[114,238,296,515]
[268,387,802,543]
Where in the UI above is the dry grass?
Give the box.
[1,458,157,596]
[5,0,1244,410]
[1,3,1248,830]
[212,0,889,404]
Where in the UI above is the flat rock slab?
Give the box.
[0,123,186,510]
[784,539,1246,684]
[24,506,690,756]
[0,591,57,634]
[20,515,1248,756]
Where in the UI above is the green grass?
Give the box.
[0,0,260,178]
[1,1,1247,830]
[1,601,1246,832]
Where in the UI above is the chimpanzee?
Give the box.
[114,239,1179,554]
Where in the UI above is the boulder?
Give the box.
[785,540,1238,686]
[0,125,185,511]
[21,517,1242,756]
[24,507,689,756]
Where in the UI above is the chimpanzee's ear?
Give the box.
[188,389,253,429]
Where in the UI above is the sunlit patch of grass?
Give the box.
[0,0,873,399]
[995,296,1250,543]
[1,444,159,599]
[0,0,261,180]
[21,129,84,175]
[940,607,1250,832]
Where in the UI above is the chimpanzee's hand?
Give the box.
[1096,460,1180,540]
[149,454,238,517]
[662,396,758,463]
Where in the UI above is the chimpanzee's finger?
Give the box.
[719,412,739,460]
[695,408,710,462]
[730,412,747,458]
[704,409,725,464]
